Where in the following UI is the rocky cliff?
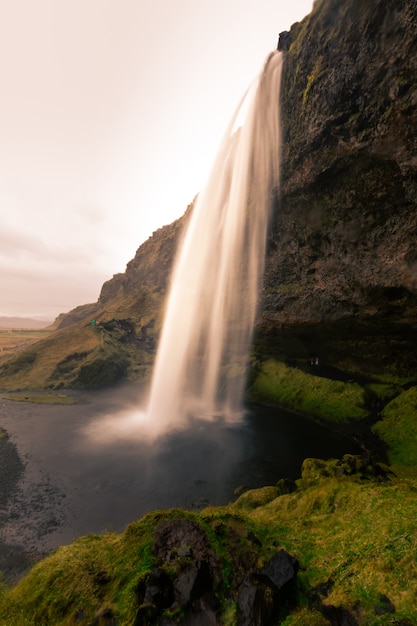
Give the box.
[264,0,417,323]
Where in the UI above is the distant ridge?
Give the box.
[0,317,52,330]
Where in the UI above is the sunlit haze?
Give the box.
[0,0,314,320]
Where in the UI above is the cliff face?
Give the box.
[263,0,417,323]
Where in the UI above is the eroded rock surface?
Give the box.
[263,0,417,324]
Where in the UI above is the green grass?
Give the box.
[251,475,417,624]
[373,386,417,475]
[248,359,368,423]
[0,512,161,626]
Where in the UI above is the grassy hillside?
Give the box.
[0,329,52,363]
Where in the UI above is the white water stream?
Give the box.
[146,51,283,433]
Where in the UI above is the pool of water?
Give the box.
[0,384,361,559]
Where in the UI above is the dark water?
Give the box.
[0,385,361,560]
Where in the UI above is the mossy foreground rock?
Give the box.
[0,510,299,625]
[134,518,298,625]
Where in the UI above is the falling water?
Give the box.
[146,51,283,432]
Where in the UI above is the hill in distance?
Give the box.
[0,317,53,330]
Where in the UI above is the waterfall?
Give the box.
[146,51,283,433]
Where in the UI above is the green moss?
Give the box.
[73,347,128,388]
[233,486,279,510]
[248,359,368,423]
[269,282,304,295]
[250,475,417,623]
[302,57,324,109]
[373,386,417,474]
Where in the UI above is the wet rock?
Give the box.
[263,0,417,325]
[154,519,221,584]
[260,549,299,592]
[135,519,222,625]
[237,549,299,626]
[136,519,300,625]
[133,604,160,626]
[160,593,219,626]
[173,560,213,608]
[138,568,174,609]
[237,575,276,626]
[135,558,218,625]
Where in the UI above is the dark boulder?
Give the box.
[134,519,222,625]
[133,518,299,625]
[277,30,292,51]
[320,604,360,626]
[260,549,299,592]
[237,549,299,626]
[374,593,395,616]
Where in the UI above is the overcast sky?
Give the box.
[0,0,314,320]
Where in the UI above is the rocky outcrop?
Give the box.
[262,0,417,323]
[133,518,298,626]
[98,205,191,311]
[52,205,191,335]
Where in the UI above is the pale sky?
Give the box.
[0,0,313,320]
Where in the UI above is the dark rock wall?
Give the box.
[262,0,417,323]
